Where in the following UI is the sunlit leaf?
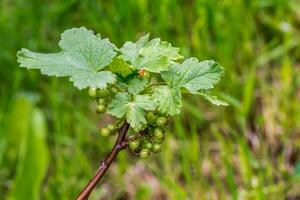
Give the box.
[161,58,224,93]
[120,34,183,73]
[152,86,182,115]
[107,93,156,130]
[17,27,117,89]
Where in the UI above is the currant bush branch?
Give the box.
[17,27,227,199]
[76,122,130,200]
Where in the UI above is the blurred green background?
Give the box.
[1,0,300,199]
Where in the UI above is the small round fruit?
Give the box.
[97,88,110,97]
[144,142,153,150]
[129,140,139,150]
[156,117,168,127]
[88,87,97,98]
[96,104,106,114]
[154,128,164,139]
[115,120,124,129]
[100,127,110,137]
[107,124,116,132]
[146,112,157,124]
[143,71,151,79]
[152,143,161,153]
[97,98,106,105]
[140,149,150,158]
[153,136,165,144]
[110,87,118,93]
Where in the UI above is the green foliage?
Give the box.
[107,93,156,131]
[106,57,133,77]
[17,27,226,132]
[120,34,183,73]
[152,86,182,116]
[16,26,227,163]
[17,27,117,89]
[126,77,149,95]
[161,58,224,92]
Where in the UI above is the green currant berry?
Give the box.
[96,104,106,114]
[143,71,151,80]
[115,120,124,129]
[110,86,118,94]
[107,124,116,132]
[140,149,150,158]
[97,98,106,105]
[152,143,161,153]
[154,127,164,139]
[144,142,153,150]
[129,140,139,150]
[88,87,97,98]
[156,117,168,127]
[97,88,110,98]
[153,136,165,144]
[146,112,157,124]
[100,127,110,137]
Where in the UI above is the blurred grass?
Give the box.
[0,0,300,199]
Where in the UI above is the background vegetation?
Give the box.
[1,0,300,199]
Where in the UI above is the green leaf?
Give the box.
[17,27,117,89]
[161,58,224,93]
[107,93,156,130]
[106,56,133,77]
[152,86,182,116]
[127,77,148,95]
[198,92,229,106]
[115,76,148,95]
[120,34,183,73]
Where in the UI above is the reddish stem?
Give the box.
[76,122,130,200]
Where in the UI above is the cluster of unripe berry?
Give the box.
[128,114,167,158]
[88,86,118,115]
[88,87,168,158]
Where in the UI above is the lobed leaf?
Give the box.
[17,27,117,89]
[17,27,227,123]
[120,34,183,73]
[107,93,156,130]
[152,86,182,116]
[161,58,224,93]
[106,57,133,77]
[127,78,148,95]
